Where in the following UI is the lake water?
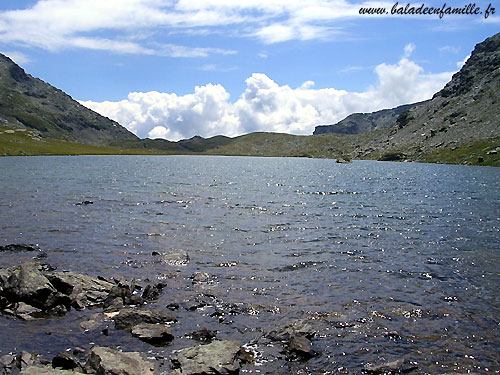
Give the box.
[0,155,499,374]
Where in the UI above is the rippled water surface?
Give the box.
[0,155,499,374]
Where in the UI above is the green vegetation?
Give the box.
[0,126,173,156]
[422,138,500,167]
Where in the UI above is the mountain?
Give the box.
[0,54,138,145]
[352,32,500,165]
[1,32,499,166]
[313,101,428,135]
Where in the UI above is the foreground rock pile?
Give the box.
[0,247,426,375]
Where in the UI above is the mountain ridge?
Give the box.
[0,53,138,145]
[313,101,429,135]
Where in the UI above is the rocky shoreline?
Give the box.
[0,244,483,375]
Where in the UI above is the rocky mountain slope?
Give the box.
[0,54,138,145]
[353,32,500,164]
[313,101,428,135]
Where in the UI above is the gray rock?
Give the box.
[286,334,317,360]
[363,358,418,374]
[191,272,210,284]
[113,308,177,330]
[4,263,57,309]
[171,341,243,375]
[141,284,161,301]
[131,323,174,345]
[190,327,217,343]
[86,346,154,375]
[14,302,42,320]
[46,272,114,308]
[20,366,80,375]
[0,355,16,375]
[266,319,315,341]
[162,251,190,266]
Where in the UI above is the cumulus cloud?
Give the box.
[81,51,455,141]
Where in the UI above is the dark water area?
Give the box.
[0,155,499,374]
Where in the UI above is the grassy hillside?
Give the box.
[0,126,173,156]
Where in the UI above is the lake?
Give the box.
[0,155,499,374]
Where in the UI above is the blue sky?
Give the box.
[0,0,498,140]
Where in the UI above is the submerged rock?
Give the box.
[266,319,315,341]
[190,327,217,343]
[171,340,244,375]
[86,346,154,375]
[131,323,174,345]
[363,358,418,374]
[0,244,41,252]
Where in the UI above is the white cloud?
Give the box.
[80,50,455,141]
[403,43,415,58]
[0,0,404,54]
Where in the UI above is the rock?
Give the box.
[191,272,210,284]
[171,341,243,375]
[363,358,418,374]
[86,346,154,375]
[51,352,81,371]
[141,284,161,301]
[3,263,58,309]
[167,303,180,311]
[0,354,16,375]
[286,334,317,360]
[46,272,114,309]
[190,327,217,343]
[75,201,93,206]
[14,302,42,320]
[103,279,142,308]
[162,251,190,266]
[131,323,174,345]
[17,352,40,370]
[266,319,315,342]
[113,308,177,330]
[20,366,80,375]
[378,152,406,162]
[0,244,40,252]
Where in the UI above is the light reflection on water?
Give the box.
[0,155,499,374]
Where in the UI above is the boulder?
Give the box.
[131,323,174,345]
[46,272,114,309]
[286,334,317,360]
[51,352,82,371]
[171,341,243,375]
[0,354,16,375]
[86,346,154,375]
[3,263,57,309]
[162,251,190,266]
[113,308,177,330]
